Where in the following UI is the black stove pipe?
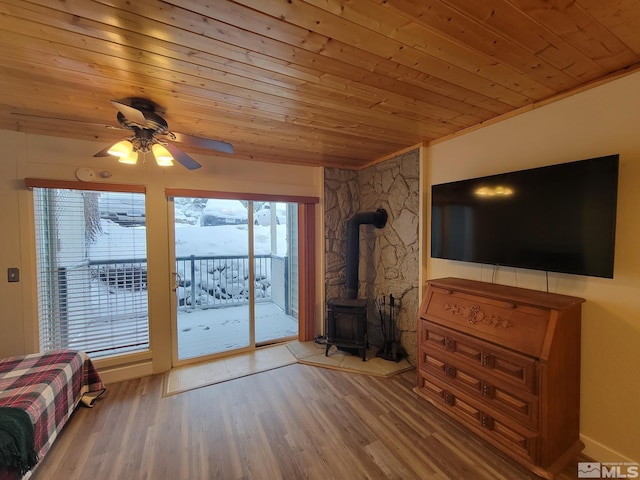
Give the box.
[345,208,388,299]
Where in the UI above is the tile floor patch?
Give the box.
[164,344,297,396]
[164,341,414,397]
[286,341,414,378]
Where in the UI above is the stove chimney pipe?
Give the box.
[345,208,388,299]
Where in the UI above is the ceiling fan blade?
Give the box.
[169,131,235,154]
[111,100,149,127]
[93,144,116,157]
[163,142,202,170]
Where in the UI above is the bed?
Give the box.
[0,349,105,479]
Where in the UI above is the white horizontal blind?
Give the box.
[33,188,149,357]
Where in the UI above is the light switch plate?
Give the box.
[8,267,19,282]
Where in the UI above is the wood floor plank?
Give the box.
[30,364,583,479]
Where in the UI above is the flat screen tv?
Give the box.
[431,154,619,278]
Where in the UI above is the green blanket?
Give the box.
[0,407,37,475]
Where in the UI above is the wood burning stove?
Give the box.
[326,298,368,361]
[325,208,387,362]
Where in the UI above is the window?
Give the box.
[32,186,149,357]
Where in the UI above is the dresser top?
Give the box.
[427,277,585,310]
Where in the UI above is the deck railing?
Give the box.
[175,254,286,311]
[84,254,286,315]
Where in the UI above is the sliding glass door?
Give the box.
[254,202,298,344]
[171,197,298,363]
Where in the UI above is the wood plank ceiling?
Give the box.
[1,0,640,169]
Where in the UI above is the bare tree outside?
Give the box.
[83,191,102,243]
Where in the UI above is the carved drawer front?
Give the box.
[417,372,537,463]
[423,322,537,394]
[420,350,538,428]
[423,288,550,357]
[420,319,448,349]
[417,371,447,400]
[489,414,537,463]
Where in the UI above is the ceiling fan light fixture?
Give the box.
[107,140,134,158]
[152,143,174,166]
[118,151,138,165]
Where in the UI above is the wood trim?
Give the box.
[24,178,146,193]
[166,188,318,342]
[363,142,425,170]
[298,203,316,342]
[427,64,640,149]
[164,188,319,204]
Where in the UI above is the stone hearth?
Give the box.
[324,149,420,364]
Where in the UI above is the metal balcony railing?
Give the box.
[175,254,287,310]
[85,254,286,312]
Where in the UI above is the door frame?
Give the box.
[165,189,318,367]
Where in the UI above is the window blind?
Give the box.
[33,188,149,357]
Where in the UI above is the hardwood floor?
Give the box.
[31,365,583,479]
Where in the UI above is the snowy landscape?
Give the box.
[79,194,295,358]
[91,196,288,309]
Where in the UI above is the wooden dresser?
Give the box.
[414,277,584,479]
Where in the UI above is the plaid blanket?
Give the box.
[0,350,105,478]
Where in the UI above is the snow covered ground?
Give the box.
[91,220,287,258]
[87,217,294,359]
[172,223,295,358]
[177,303,298,359]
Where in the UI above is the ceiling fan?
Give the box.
[93,98,234,170]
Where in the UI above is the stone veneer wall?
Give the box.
[324,149,419,364]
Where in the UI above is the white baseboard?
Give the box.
[582,434,638,463]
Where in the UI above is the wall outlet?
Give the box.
[7,267,19,282]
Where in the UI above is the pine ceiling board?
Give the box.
[577,0,640,54]
[0,36,426,144]
[506,0,638,71]
[2,0,640,168]
[2,113,368,168]
[158,84,440,145]
[133,0,526,112]
[0,28,468,147]
[384,0,606,86]
[157,95,421,146]
[5,105,410,162]
[105,0,521,114]
[0,69,423,154]
[0,107,378,168]
[0,70,117,117]
[226,0,541,106]
[0,116,120,142]
[157,91,449,146]
[228,141,374,167]
[443,0,636,78]
[305,0,576,95]
[319,72,496,126]
[5,0,320,87]
[13,0,506,127]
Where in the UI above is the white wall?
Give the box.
[0,130,324,381]
[422,71,640,463]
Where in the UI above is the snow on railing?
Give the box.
[175,254,286,310]
[84,254,286,313]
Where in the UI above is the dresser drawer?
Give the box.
[421,321,538,394]
[417,371,537,463]
[422,287,549,357]
[420,349,539,428]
